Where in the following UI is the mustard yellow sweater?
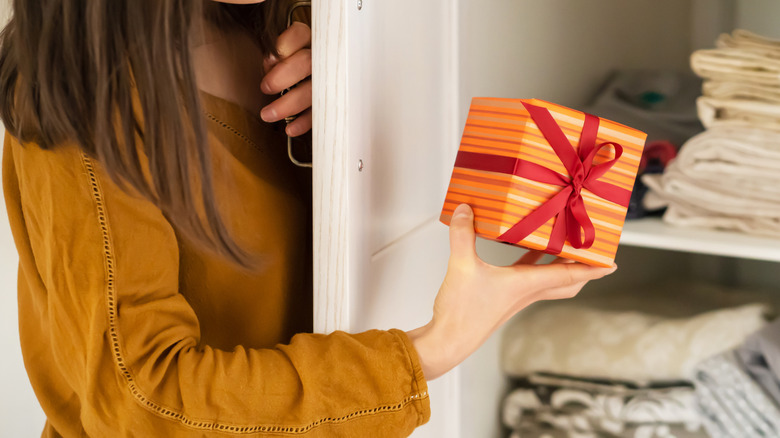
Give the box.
[2,91,430,437]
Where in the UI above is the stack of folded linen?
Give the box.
[503,375,703,438]
[500,281,775,438]
[643,30,780,237]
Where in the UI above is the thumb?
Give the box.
[449,204,477,262]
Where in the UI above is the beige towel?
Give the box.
[692,48,780,86]
[717,29,780,57]
[691,30,780,87]
[703,81,780,105]
[697,96,780,129]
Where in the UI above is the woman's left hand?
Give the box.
[259,21,312,137]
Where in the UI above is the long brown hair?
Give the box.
[0,0,291,270]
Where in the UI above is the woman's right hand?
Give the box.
[406,203,617,381]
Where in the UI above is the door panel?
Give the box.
[313,0,460,436]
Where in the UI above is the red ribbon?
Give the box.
[455,102,631,254]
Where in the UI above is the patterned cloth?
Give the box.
[694,350,780,438]
[508,424,709,438]
[502,374,707,438]
[736,318,780,406]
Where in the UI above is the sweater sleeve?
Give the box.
[3,135,430,437]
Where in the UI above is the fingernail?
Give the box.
[261,81,273,94]
[453,204,472,219]
[286,124,300,137]
[260,107,276,122]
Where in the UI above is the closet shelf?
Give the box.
[620,217,780,263]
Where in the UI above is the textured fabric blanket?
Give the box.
[643,126,780,237]
[697,96,780,129]
[502,302,768,383]
[691,30,780,87]
[736,318,780,407]
[703,81,780,105]
[502,375,707,438]
[695,350,780,438]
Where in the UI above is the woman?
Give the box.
[0,1,616,436]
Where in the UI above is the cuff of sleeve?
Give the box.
[389,328,431,426]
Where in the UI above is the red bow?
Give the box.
[454,102,631,254]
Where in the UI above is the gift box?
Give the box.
[440,98,647,267]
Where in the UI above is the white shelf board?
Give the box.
[620,217,780,263]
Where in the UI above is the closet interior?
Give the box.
[453,1,780,437]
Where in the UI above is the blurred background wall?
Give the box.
[0,0,48,435]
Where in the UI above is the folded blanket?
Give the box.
[668,126,780,181]
[642,125,780,237]
[692,48,780,87]
[502,297,771,383]
[641,197,780,239]
[695,350,780,438]
[691,30,780,87]
[508,425,709,438]
[503,375,705,438]
[697,96,780,129]
[717,30,780,58]
[736,318,780,407]
[703,81,780,105]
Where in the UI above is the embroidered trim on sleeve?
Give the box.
[79,152,429,434]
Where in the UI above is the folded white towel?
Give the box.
[661,30,780,237]
[641,193,780,239]
[697,96,780,129]
[643,125,780,236]
[717,29,780,57]
[691,30,780,88]
[692,47,780,87]
[672,126,780,179]
[656,127,780,197]
[703,81,780,105]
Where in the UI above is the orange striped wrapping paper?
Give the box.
[440,98,647,267]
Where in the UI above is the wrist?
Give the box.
[406,320,457,381]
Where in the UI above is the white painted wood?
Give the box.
[312,0,351,334]
[344,0,462,432]
[313,0,462,436]
[622,218,780,263]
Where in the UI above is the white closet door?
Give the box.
[313,1,460,436]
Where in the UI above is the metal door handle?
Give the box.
[284,1,312,168]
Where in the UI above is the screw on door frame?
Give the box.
[357,0,362,10]
[358,159,364,172]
